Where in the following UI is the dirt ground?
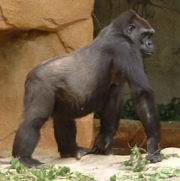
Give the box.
[0,147,180,181]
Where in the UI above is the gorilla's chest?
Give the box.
[55,85,109,118]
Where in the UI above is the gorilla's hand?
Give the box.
[92,133,113,155]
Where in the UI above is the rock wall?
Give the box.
[93,0,180,104]
[0,0,94,157]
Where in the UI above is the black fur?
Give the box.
[12,10,163,167]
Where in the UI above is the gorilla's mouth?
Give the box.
[144,51,153,55]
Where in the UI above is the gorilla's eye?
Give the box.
[143,32,149,37]
[127,24,135,34]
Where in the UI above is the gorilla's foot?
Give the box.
[76,146,92,160]
[92,133,112,155]
[13,156,43,168]
[146,153,163,163]
[60,146,92,159]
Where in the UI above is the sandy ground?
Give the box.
[0,147,180,181]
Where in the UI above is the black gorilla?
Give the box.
[12,10,163,167]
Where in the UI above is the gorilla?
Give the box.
[12,10,163,167]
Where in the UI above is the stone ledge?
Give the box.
[94,119,180,155]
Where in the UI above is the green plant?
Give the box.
[158,97,180,121]
[94,112,100,119]
[94,99,139,120]
[122,146,147,172]
[11,157,28,173]
[163,153,180,159]
[94,97,180,121]
[110,146,180,181]
[110,173,124,181]
[121,99,139,120]
[0,157,96,181]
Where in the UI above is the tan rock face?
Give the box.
[0,0,94,157]
[0,0,94,31]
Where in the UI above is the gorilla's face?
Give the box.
[126,19,155,58]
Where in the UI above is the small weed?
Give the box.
[163,153,180,159]
[111,146,180,181]
[122,146,147,172]
[110,173,124,181]
[0,157,96,181]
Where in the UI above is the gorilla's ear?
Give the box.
[127,24,135,34]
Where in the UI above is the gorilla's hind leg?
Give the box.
[53,115,91,159]
[12,118,47,167]
[12,81,55,167]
